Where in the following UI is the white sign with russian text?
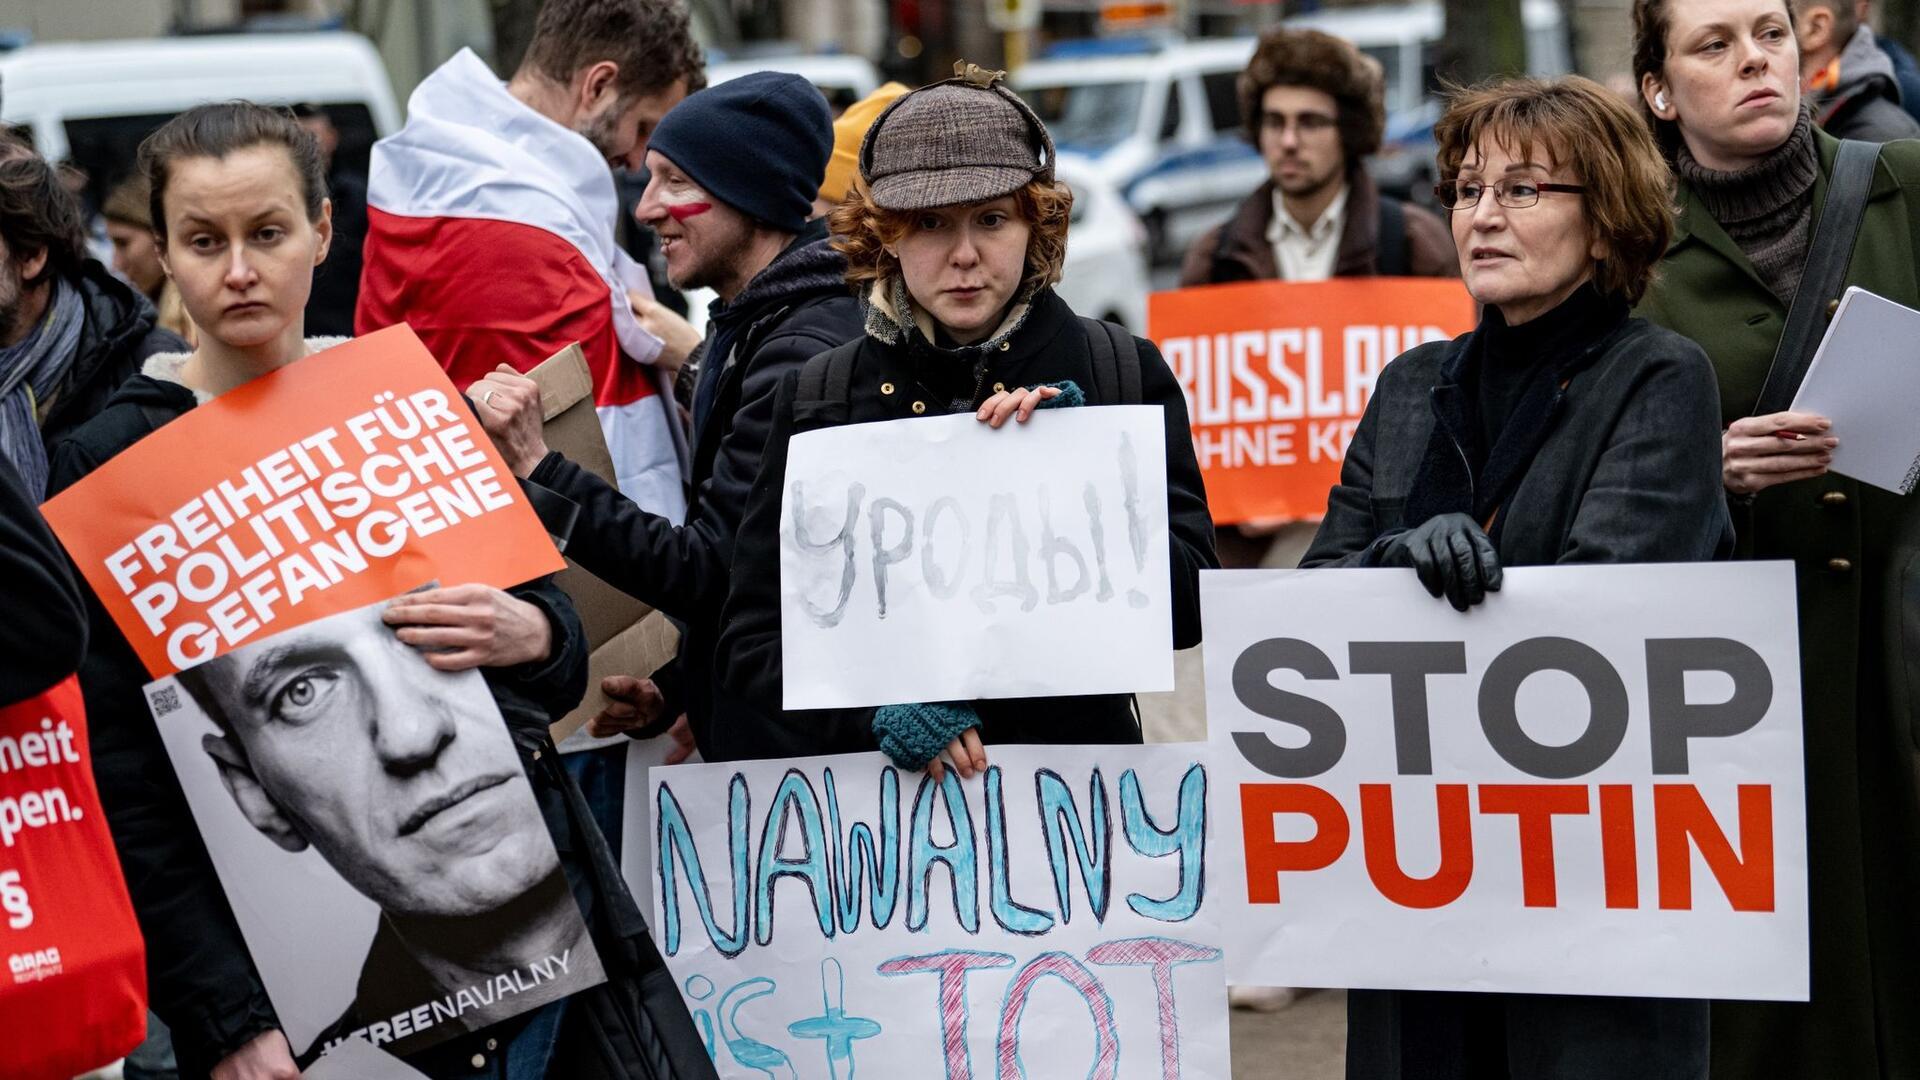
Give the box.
[780,408,1173,708]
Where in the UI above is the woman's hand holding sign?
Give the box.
[1368,513,1503,612]
[472,364,549,478]
[928,726,988,782]
[383,584,554,671]
[1722,411,1836,495]
[976,384,1063,428]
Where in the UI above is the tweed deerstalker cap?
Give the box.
[858,61,1056,210]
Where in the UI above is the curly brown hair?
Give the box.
[1631,0,1798,160]
[1238,28,1385,167]
[829,177,1074,300]
[1435,76,1675,305]
[521,0,706,98]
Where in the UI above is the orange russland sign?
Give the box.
[1149,277,1475,525]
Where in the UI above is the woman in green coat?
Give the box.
[1632,1,1920,1077]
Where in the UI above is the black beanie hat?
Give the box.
[646,71,833,234]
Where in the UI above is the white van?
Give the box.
[1013,4,1571,260]
[0,33,401,204]
[1014,37,1262,262]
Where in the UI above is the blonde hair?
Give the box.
[829,177,1073,299]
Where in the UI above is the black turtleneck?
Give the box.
[1470,282,1624,466]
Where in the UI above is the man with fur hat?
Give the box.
[1182,27,1454,289]
[1178,30,1458,565]
[474,72,864,762]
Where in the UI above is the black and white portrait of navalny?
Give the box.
[144,592,605,1060]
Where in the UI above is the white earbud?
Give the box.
[1655,92,1669,111]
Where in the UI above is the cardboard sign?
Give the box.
[1149,278,1475,525]
[145,595,606,1060]
[779,407,1173,709]
[1202,564,1809,1000]
[40,326,563,677]
[0,677,147,1080]
[525,344,680,746]
[648,745,1226,1079]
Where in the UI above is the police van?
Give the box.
[1014,36,1261,264]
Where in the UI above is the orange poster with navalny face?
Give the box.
[1149,278,1476,526]
[40,325,564,677]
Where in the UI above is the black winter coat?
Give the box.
[529,222,862,754]
[45,370,617,1078]
[1303,313,1733,571]
[38,259,187,449]
[0,457,87,706]
[1305,305,1731,1079]
[711,286,1218,763]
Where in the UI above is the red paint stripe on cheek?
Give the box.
[665,202,712,221]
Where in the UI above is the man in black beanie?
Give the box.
[474,70,864,760]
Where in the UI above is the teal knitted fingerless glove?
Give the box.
[1036,379,1084,409]
[872,701,981,770]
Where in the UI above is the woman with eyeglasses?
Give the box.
[1302,76,1729,1079]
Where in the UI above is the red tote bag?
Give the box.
[0,674,147,1079]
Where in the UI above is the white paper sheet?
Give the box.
[778,407,1174,708]
[1791,285,1920,494]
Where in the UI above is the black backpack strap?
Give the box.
[1375,196,1409,277]
[1082,315,1119,405]
[1755,138,1880,416]
[1078,316,1143,405]
[793,338,863,426]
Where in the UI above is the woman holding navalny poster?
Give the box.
[1300,76,1733,1077]
[46,102,710,1080]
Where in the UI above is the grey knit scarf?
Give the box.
[1677,109,1820,304]
[0,278,84,497]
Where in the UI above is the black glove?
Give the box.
[1366,512,1503,612]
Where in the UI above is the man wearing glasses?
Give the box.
[1179,28,1462,571]
[1180,27,1456,290]
[1178,30,1462,563]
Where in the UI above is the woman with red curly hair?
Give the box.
[710,64,1218,770]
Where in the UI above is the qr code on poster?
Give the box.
[148,684,181,717]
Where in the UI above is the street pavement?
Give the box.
[1232,990,1347,1078]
